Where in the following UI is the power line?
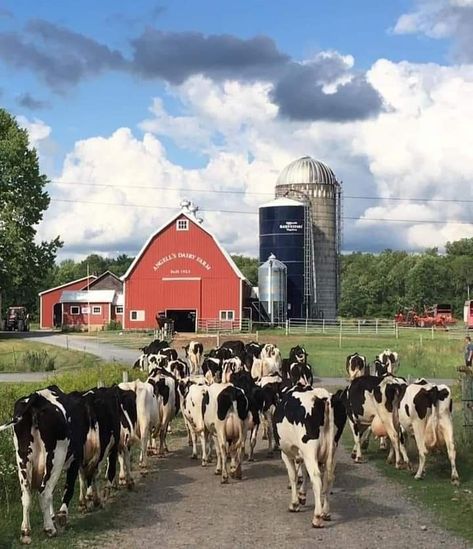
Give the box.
[49,198,473,226]
[48,179,473,205]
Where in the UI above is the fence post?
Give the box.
[357,320,361,335]
[216,332,220,347]
[285,321,289,336]
[461,373,473,445]
[66,335,69,350]
[256,330,259,343]
[322,319,325,334]
[431,325,434,340]
[376,319,379,335]
[339,319,342,349]
[419,333,423,347]
[122,371,129,383]
[305,317,308,334]
[395,323,399,339]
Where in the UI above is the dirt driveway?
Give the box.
[97,438,467,549]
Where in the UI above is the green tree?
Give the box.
[0,109,62,315]
[446,238,473,256]
[231,255,258,286]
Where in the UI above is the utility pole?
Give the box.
[87,264,91,333]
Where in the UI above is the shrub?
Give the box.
[106,320,122,331]
[21,350,56,372]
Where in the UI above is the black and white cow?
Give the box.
[202,357,223,384]
[147,367,178,456]
[346,353,368,380]
[0,386,75,543]
[116,388,138,489]
[257,374,282,455]
[399,379,459,484]
[373,358,389,377]
[202,382,249,483]
[183,341,204,375]
[118,379,161,468]
[178,379,210,465]
[346,375,407,467]
[220,340,246,357]
[282,345,309,381]
[274,386,341,528]
[167,358,190,380]
[141,339,170,355]
[260,344,283,375]
[379,349,399,374]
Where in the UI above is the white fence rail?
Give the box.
[287,318,397,336]
[197,318,252,334]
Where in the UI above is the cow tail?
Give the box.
[325,398,335,484]
[0,415,22,432]
[391,385,402,433]
[426,387,440,449]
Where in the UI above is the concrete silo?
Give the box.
[275,156,342,319]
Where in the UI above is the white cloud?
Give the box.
[36,54,473,258]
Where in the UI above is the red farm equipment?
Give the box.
[395,304,456,329]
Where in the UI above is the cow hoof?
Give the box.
[351,451,357,459]
[215,468,222,476]
[322,513,331,521]
[414,474,424,480]
[288,504,300,513]
[55,512,68,527]
[201,461,207,467]
[262,434,268,441]
[191,454,198,460]
[44,528,57,538]
[247,456,255,462]
[452,478,460,486]
[127,479,135,490]
[312,517,324,529]
[119,477,127,487]
[234,466,242,480]
[221,477,229,485]
[20,530,32,545]
[78,501,87,513]
[298,496,306,505]
[354,457,365,464]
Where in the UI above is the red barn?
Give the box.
[39,275,96,329]
[122,210,251,332]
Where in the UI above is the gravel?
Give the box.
[97,438,469,549]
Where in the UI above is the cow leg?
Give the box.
[281,451,300,512]
[384,422,402,468]
[379,436,387,450]
[139,424,150,467]
[412,423,428,480]
[217,431,229,484]
[78,470,87,510]
[18,470,32,544]
[200,430,209,466]
[398,429,410,469]
[298,463,309,505]
[301,450,324,528]
[439,419,460,485]
[104,444,119,500]
[58,458,80,525]
[265,412,274,456]
[348,420,363,462]
[360,426,371,450]
[39,442,68,537]
[189,426,198,460]
[248,425,258,462]
[213,434,222,476]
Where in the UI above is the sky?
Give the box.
[1,0,473,260]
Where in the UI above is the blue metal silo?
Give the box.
[259,197,306,319]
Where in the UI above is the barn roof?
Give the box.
[38,275,97,296]
[122,211,248,282]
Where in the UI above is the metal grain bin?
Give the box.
[259,197,306,319]
[258,254,287,324]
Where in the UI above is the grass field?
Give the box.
[80,328,467,379]
[346,410,473,543]
[0,339,100,373]
[0,363,146,548]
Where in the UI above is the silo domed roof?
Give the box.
[276,156,337,186]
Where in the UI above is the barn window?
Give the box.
[130,310,145,321]
[116,306,123,314]
[176,219,189,231]
[220,310,234,321]
[70,306,80,315]
[92,306,102,315]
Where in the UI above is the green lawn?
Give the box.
[0,339,100,373]
[345,410,473,543]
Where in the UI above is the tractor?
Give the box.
[2,307,30,331]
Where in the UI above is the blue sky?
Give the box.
[1,0,472,258]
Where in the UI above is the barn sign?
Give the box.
[152,252,212,272]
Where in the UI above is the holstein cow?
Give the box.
[178,379,210,465]
[118,379,161,468]
[379,349,400,374]
[116,388,139,489]
[257,374,282,455]
[282,346,309,381]
[133,340,170,368]
[0,386,75,543]
[147,367,178,456]
[345,353,368,380]
[220,340,246,357]
[167,358,190,380]
[243,341,263,371]
[373,358,389,377]
[260,344,283,374]
[398,379,459,484]
[202,357,223,384]
[346,375,407,467]
[202,380,249,483]
[274,386,340,528]
[183,341,204,375]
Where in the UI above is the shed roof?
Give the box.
[60,290,117,304]
[38,275,97,296]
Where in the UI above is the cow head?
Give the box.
[290,345,308,363]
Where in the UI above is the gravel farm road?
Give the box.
[95,438,469,549]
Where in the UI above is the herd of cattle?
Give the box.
[0,339,460,543]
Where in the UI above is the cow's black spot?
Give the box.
[405,404,410,417]
[202,390,209,418]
